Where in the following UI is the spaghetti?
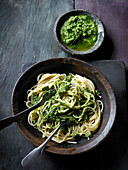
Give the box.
[26,73,103,143]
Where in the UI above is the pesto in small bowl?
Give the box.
[60,15,98,51]
[54,10,104,56]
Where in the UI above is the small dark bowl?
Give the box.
[11,57,116,155]
[54,10,105,56]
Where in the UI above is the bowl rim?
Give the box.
[54,9,105,56]
[11,57,116,155]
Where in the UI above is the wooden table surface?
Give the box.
[0,0,128,170]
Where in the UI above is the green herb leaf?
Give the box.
[72,131,78,137]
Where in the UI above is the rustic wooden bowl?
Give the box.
[54,10,104,56]
[11,57,116,155]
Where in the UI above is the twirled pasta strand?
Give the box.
[26,73,103,143]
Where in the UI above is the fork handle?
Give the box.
[0,116,14,130]
[0,103,40,130]
[21,123,64,168]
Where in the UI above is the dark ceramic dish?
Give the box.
[11,58,116,155]
[54,10,104,56]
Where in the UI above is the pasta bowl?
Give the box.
[11,57,116,155]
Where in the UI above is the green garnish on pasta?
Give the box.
[26,73,103,143]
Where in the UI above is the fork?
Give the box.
[0,89,56,130]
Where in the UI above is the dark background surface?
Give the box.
[0,0,128,170]
[75,0,128,69]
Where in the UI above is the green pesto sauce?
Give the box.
[60,15,98,51]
